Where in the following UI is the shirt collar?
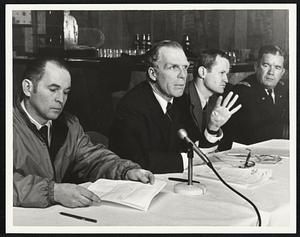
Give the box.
[151,86,174,114]
[194,82,209,108]
[265,88,274,94]
[21,100,52,130]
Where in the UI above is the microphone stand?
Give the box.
[187,142,193,185]
[174,142,206,195]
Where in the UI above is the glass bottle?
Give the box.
[182,34,196,58]
[134,33,140,50]
[146,33,152,51]
[140,33,146,54]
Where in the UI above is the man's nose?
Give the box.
[223,74,228,83]
[178,66,187,79]
[268,66,275,74]
[55,92,64,104]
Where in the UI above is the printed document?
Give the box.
[88,179,166,211]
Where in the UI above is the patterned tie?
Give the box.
[40,125,49,147]
[166,102,173,122]
[267,89,274,104]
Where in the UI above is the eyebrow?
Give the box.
[48,83,71,90]
[164,62,189,67]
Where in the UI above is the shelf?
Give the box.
[13,23,32,27]
[13,55,255,73]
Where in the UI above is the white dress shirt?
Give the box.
[265,88,275,104]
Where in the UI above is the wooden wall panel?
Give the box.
[234,11,248,49]
[219,10,235,50]
[14,10,289,59]
[272,10,289,53]
[69,10,289,55]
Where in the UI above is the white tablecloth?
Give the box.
[10,140,293,232]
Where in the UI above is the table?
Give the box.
[10,140,294,233]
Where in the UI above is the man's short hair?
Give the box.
[23,57,69,85]
[193,49,229,79]
[257,45,285,64]
[19,57,69,101]
[145,40,184,68]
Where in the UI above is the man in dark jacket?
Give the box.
[13,57,154,208]
[109,41,239,174]
[219,45,289,149]
[184,49,241,152]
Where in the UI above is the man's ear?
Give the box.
[148,67,157,82]
[198,66,207,79]
[281,68,286,77]
[22,79,33,97]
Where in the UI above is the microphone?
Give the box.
[177,128,262,226]
[177,129,212,167]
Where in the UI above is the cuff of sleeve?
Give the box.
[121,164,141,180]
[204,128,223,143]
[47,180,56,205]
[181,153,188,170]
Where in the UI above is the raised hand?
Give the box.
[54,183,101,208]
[207,91,242,131]
[125,168,155,185]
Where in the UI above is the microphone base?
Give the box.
[174,183,206,196]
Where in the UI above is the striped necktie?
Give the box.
[166,102,173,122]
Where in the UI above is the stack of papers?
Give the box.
[194,165,272,189]
[88,179,166,211]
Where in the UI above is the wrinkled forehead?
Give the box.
[260,53,285,64]
[41,62,71,87]
[210,55,230,70]
[157,46,188,65]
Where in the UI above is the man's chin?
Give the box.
[48,112,62,120]
[216,88,225,94]
[174,92,184,98]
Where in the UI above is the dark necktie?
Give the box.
[40,125,49,147]
[166,102,173,122]
[202,103,208,131]
[203,103,208,111]
[267,89,274,104]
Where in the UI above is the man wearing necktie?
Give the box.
[13,57,155,208]
[184,49,242,153]
[109,41,240,174]
[219,45,289,149]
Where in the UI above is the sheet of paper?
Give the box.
[194,165,272,189]
[88,179,166,211]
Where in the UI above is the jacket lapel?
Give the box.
[144,83,172,145]
[188,82,204,131]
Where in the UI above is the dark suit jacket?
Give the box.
[184,82,221,147]
[219,74,289,150]
[109,81,204,174]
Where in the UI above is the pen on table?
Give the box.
[59,212,97,223]
[244,150,252,168]
[168,177,200,184]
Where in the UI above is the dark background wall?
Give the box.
[72,10,288,56]
[12,9,289,137]
[13,10,289,58]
